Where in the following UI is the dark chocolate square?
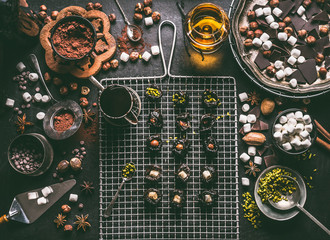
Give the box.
[270,49,282,62]
[265,28,277,39]
[287,69,307,84]
[312,11,330,24]
[303,18,320,34]
[291,0,304,14]
[291,14,307,32]
[296,45,317,59]
[305,1,322,19]
[308,28,320,40]
[298,59,318,84]
[256,19,268,30]
[255,52,271,70]
[314,37,330,54]
[278,0,295,19]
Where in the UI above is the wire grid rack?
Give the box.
[99,76,239,240]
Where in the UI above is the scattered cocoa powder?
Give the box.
[117,25,149,54]
[54,111,75,132]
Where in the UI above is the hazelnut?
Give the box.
[144,0,152,7]
[44,16,52,24]
[151,11,161,23]
[254,29,263,38]
[56,160,70,173]
[86,2,94,10]
[208,144,215,150]
[133,13,143,22]
[144,6,152,16]
[176,144,184,151]
[319,67,327,79]
[303,0,312,8]
[306,35,316,46]
[79,97,89,107]
[102,62,111,71]
[320,27,328,37]
[69,82,78,91]
[244,39,253,49]
[246,30,255,39]
[269,0,279,7]
[38,11,47,20]
[283,17,291,26]
[70,157,82,171]
[239,26,248,36]
[315,53,325,65]
[249,21,258,31]
[110,59,119,69]
[64,225,73,232]
[44,72,51,82]
[61,204,71,213]
[40,5,47,11]
[266,65,276,76]
[51,11,58,20]
[278,22,286,31]
[53,77,62,86]
[129,51,139,62]
[135,3,144,13]
[247,11,256,21]
[94,2,103,10]
[284,27,294,36]
[81,86,90,96]
[108,13,116,23]
[263,50,272,59]
[298,29,307,39]
[59,86,68,95]
[150,140,159,147]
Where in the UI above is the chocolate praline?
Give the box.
[144,188,161,206]
[175,164,191,183]
[147,109,163,128]
[172,91,189,108]
[170,189,185,209]
[198,190,218,207]
[202,89,221,108]
[200,114,216,132]
[145,165,162,182]
[172,138,190,158]
[145,84,162,101]
[176,112,191,132]
[146,135,162,152]
[200,166,217,184]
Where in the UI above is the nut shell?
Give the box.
[242,132,266,146]
[57,160,70,173]
[70,157,82,171]
[260,98,275,115]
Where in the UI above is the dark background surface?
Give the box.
[0,0,329,239]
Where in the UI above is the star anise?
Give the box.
[80,181,94,194]
[74,214,91,231]
[54,213,67,228]
[82,108,96,124]
[244,161,261,177]
[15,114,34,134]
[247,91,261,105]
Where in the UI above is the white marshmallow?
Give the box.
[41,186,53,197]
[287,56,297,65]
[37,197,49,205]
[288,118,297,127]
[242,177,250,186]
[120,52,129,62]
[287,124,295,134]
[27,192,39,200]
[287,36,297,46]
[278,32,288,41]
[274,60,283,69]
[276,70,285,80]
[300,130,309,139]
[16,62,26,72]
[283,123,289,131]
[247,114,257,123]
[254,156,263,165]
[28,73,39,82]
[239,114,248,123]
[295,111,303,121]
[290,137,302,147]
[279,116,288,124]
[297,56,306,64]
[295,123,304,133]
[239,92,248,102]
[274,123,283,132]
[297,6,305,16]
[286,112,295,119]
[301,139,311,148]
[262,40,272,50]
[242,103,250,112]
[240,153,250,163]
[289,78,298,88]
[144,16,153,26]
[255,8,264,17]
[291,49,301,58]
[263,7,272,16]
[282,142,293,151]
[305,123,313,133]
[272,7,283,17]
[69,193,78,202]
[282,130,289,138]
[252,38,262,48]
[22,92,32,102]
[248,146,257,156]
[243,123,252,133]
[34,93,43,102]
[5,98,15,108]
[151,45,160,55]
[142,51,152,62]
[303,115,311,124]
[41,95,51,103]
[260,33,270,42]
[265,15,275,24]
[270,22,279,29]
[36,112,45,120]
[284,67,293,76]
[273,131,283,142]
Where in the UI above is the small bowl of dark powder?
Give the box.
[50,15,97,61]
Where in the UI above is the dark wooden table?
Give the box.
[1,0,329,239]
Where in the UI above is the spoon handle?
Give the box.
[103,179,126,218]
[296,204,330,235]
[114,0,130,25]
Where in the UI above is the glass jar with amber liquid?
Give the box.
[184,3,230,54]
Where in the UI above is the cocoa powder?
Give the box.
[54,111,75,132]
[117,25,149,54]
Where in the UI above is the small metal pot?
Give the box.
[7,133,54,176]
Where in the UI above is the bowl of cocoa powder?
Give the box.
[50,15,97,61]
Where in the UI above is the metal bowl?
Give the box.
[254,165,307,221]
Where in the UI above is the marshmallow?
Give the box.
[284,67,293,76]
[262,40,272,50]
[248,146,257,156]
[242,177,250,186]
[34,93,43,102]
[270,22,279,29]
[287,124,295,134]
[295,123,304,133]
[282,130,289,138]
[242,103,250,112]
[263,7,272,16]
[305,123,313,133]
[243,123,252,133]
[120,52,129,62]
[37,197,49,205]
[295,111,303,121]
[300,130,310,139]
[240,153,250,163]
[288,118,297,127]
[278,32,288,41]
[291,137,302,147]
[272,7,283,17]
[265,15,275,24]
[287,36,297,46]
[297,6,305,16]
[287,56,297,65]
[36,112,45,120]
[144,16,153,26]
[303,115,311,124]
[286,112,295,119]
[41,95,51,103]
[255,8,264,17]
[283,123,289,131]
[28,73,39,82]
[239,114,248,123]
[27,192,39,200]
[297,56,306,64]
[289,79,297,88]
[142,51,152,62]
[273,131,283,142]
[41,186,53,197]
[16,62,26,72]
[151,45,160,55]
[247,114,257,123]
[252,38,263,48]
[260,33,270,42]
[274,60,283,69]
[274,124,283,132]
[69,193,78,202]
[291,49,301,58]
[276,70,285,80]
[5,98,15,108]
[301,139,311,148]
[282,142,292,151]
[254,156,263,165]
[239,92,248,102]
[279,116,288,124]
[22,92,32,102]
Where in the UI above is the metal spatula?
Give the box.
[0,179,76,224]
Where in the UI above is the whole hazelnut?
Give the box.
[61,204,71,213]
[298,29,307,39]
[94,2,103,10]
[315,53,325,65]
[108,13,116,23]
[244,39,253,49]
[176,144,184,151]
[81,86,90,96]
[144,0,152,7]
[254,29,263,38]
[246,30,255,39]
[320,27,328,37]
[56,160,70,173]
[283,17,291,25]
[208,144,215,150]
[70,157,82,171]
[38,11,47,20]
[133,13,143,22]
[44,72,51,83]
[239,26,248,36]
[53,77,63,86]
[306,35,316,46]
[135,3,144,13]
[278,22,286,31]
[110,59,119,69]
[263,50,272,58]
[51,11,58,20]
[44,16,52,24]
[303,0,312,8]
[144,6,152,16]
[150,140,159,147]
[319,67,327,79]
[40,5,47,12]
[249,21,258,31]
[69,82,78,91]
[64,225,73,232]
[151,11,161,23]
[129,51,139,62]
[284,27,294,36]
[247,11,256,21]
[102,62,111,71]
[79,97,89,107]
[269,0,279,7]
[86,2,94,10]
[266,65,276,76]
[59,86,68,95]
